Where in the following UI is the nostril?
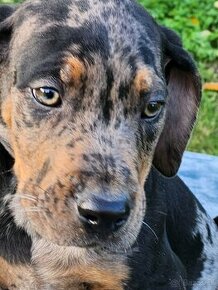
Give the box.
[83,214,99,226]
[78,207,100,226]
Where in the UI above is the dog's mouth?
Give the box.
[67,241,132,255]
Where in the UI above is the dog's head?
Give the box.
[0,0,201,250]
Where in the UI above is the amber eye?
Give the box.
[141,101,164,119]
[32,87,61,107]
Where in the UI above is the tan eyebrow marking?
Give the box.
[60,56,85,86]
[134,67,153,94]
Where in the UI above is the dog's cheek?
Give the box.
[1,97,13,128]
[8,102,53,181]
[12,132,51,183]
[135,126,156,176]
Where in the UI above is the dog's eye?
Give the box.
[32,87,62,107]
[142,101,164,119]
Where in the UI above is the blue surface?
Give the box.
[179,152,218,218]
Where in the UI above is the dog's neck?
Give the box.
[126,167,187,289]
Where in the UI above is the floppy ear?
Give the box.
[153,26,201,177]
[0,5,16,157]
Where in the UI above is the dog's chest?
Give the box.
[28,243,128,290]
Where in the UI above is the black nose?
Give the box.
[77,196,130,232]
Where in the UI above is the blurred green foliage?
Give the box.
[139,0,218,63]
[0,0,21,3]
[0,0,217,154]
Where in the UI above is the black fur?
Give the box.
[0,144,32,264]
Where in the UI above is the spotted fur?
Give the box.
[0,1,217,289]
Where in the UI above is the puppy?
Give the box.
[0,1,217,289]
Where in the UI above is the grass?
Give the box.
[0,0,217,155]
[189,92,217,154]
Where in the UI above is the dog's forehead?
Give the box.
[12,0,162,88]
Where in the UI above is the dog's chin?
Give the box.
[32,230,134,255]
[31,234,132,270]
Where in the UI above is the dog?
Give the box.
[0,1,217,289]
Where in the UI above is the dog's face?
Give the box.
[0,0,201,251]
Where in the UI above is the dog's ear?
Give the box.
[153,26,201,177]
[0,5,16,157]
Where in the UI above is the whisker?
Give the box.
[24,209,43,213]
[155,210,167,216]
[15,194,37,202]
[11,204,44,213]
[142,221,159,242]
[24,181,49,194]
[14,209,44,214]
